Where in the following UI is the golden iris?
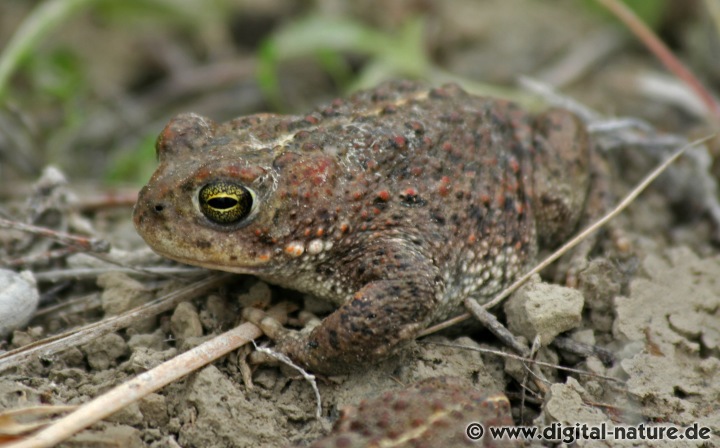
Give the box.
[199,182,254,224]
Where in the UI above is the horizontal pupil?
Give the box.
[208,197,238,209]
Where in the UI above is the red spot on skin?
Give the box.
[224,165,241,177]
[480,193,491,204]
[254,229,263,237]
[316,228,325,237]
[361,210,369,219]
[515,203,524,214]
[376,190,390,202]
[360,224,368,231]
[238,166,266,183]
[410,166,423,176]
[304,229,311,237]
[304,115,319,124]
[194,167,212,182]
[468,234,477,244]
[392,136,407,149]
[442,142,453,152]
[393,400,410,411]
[340,223,350,233]
[438,176,452,197]
[306,157,334,186]
[258,252,271,262]
[158,126,176,147]
[373,207,381,215]
[515,241,523,250]
[353,191,364,201]
[403,187,417,197]
[408,121,424,133]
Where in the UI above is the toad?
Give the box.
[133,80,601,374]
[304,376,517,447]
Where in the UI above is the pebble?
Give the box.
[0,269,39,338]
[504,277,584,345]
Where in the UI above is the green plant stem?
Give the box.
[0,0,98,100]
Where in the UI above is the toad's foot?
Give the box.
[243,281,434,375]
[244,277,437,374]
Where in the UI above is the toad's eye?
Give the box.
[198,182,255,225]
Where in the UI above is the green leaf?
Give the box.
[257,14,432,104]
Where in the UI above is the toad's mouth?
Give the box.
[148,247,272,274]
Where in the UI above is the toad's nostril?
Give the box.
[154,204,165,213]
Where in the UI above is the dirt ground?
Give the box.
[1,1,720,447]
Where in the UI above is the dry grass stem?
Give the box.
[4,303,289,448]
[252,342,323,419]
[0,274,230,373]
[424,341,623,385]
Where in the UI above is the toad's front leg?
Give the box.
[247,241,441,375]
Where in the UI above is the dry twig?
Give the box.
[0,274,230,373]
[3,303,289,448]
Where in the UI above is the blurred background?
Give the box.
[0,0,715,188]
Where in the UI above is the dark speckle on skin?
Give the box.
[195,240,211,249]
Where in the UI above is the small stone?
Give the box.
[127,329,167,351]
[170,302,203,345]
[505,279,584,345]
[0,269,39,337]
[98,272,155,333]
[84,333,128,371]
[237,281,272,309]
[201,294,233,329]
[11,327,42,348]
[139,393,169,427]
[541,378,607,426]
[69,424,143,448]
[107,402,143,426]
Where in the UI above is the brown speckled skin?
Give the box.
[134,81,593,374]
[305,376,519,447]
